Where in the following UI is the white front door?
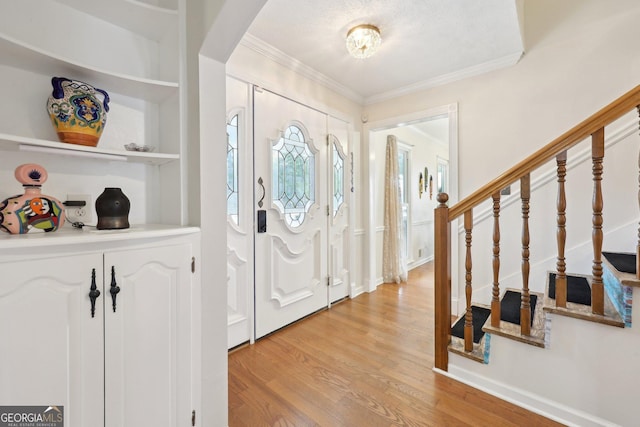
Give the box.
[253,88,329,339]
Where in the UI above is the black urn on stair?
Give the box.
[95,188,130,230]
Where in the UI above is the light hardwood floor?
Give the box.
[228,262,564,426]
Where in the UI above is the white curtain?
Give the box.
[382,135,408,283]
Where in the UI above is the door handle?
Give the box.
[109,266,120,313]
[257,176,267,233]
[257,177,265,208]
[88,268,101,318]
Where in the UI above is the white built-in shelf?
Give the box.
[0,224,199,251]
[0,133,179,166]
[0,34,178,103]
[52,0,177,41]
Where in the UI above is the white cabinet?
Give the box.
[103,244,192,427]
[0,253,104,426]
[0,1,201,423]
[0,227,199,427]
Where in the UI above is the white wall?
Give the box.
[364,0,640,424]
[196,1,268,425]
[365,0,640,196]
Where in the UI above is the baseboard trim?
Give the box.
[408,256,433,270]
[350,282,365,298]
[433,366,620,427]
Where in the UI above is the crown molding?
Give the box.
[239,33,524,107]
[364,51,524,105]
[239,33,364,104]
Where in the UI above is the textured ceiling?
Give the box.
[244,0,524,104]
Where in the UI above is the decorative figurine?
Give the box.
[47,77,110,147]
[0,164,66,234]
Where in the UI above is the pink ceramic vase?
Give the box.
[0,164,66,234]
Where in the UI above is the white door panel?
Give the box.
[104,245,191,427]
[328,116,351,302]
[226,76,253,348]
[0,255,104,427]
[254,88,328,338]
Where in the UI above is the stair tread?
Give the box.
[449,303,490,364]
[543,271,624,328]
[451,305,491,343]
[448,340,487,363]
[548,273,591,305]
[482,288,546,348]
[602,252,640,288]
[500,290,537,326]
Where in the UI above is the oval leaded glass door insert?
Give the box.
[272,124,316,228]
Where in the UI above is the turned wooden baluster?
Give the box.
[521,174,532,335]
[464,210,474,352]
[637,106,640,280]
[556,151,568,308]
[592,128,605,315]
[491,192,501,327]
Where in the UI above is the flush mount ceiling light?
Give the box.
[346,24,381,59]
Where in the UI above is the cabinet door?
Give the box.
[103,244,192,427]
[0,254,104,427]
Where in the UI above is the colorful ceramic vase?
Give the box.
[0,164,66,234]
[46,77,110,147]
[96,188,130,230]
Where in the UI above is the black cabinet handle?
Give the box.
[110,266,120,313]
[89,268,101,318]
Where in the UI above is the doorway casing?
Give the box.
[362,103,459,305]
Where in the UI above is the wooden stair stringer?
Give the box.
[482,288,546,348]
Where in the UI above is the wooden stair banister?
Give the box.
[637,106,640,281]
[434,85,640,372]
[434,193,451,370]
[447,85,640,222]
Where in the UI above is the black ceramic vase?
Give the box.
[95,188,130,230]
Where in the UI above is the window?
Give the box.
[398,146,410,261]
[332,137,345,217]
[226,114,239,224]
[437,156,449,194]
[272,124,316,228]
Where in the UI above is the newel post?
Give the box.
[434,193,451,371]
[637,106,640,279]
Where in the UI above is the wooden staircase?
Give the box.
[434,85,640,371]
[449,260,633,365]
